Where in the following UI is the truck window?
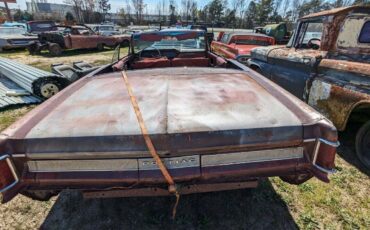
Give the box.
[359,21,370,43]
[296,22,323,48]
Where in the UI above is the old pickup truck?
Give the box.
[247,6,370,168]
[28,25,130,56]
[0,30,338,203]
[211,32,275,65]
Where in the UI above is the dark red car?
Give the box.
[0,30,337,203]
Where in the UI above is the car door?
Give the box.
[268,21,324,100]
[69,27,100,49]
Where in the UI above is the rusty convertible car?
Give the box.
[247,6,370,168]
[28,25,130,56]
[0,30,338,203]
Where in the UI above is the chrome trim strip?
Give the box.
[303,138,340,147]
[311,138,337,174]
[319,138,340,147]
[202,147,304,167]
[28,159,138,172]
[314,164,336,174]
[0,155,19,193]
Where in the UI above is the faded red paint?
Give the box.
[211,32,275,60]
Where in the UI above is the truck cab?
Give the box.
[247,6,370,168]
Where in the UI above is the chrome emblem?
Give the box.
[139,155,200,170]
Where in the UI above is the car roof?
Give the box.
[301,5,370,19]
[226,32,272,38]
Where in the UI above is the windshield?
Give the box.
[0,27,26,36]
[28,22,56,32]
[233,36,273,46]
[132,30,206,53]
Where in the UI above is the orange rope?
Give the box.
[121,71,180,218]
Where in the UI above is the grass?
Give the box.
[0,47,128,72]
[0,50,369,229]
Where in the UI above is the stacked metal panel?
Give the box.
[0,76,40,109]
[0,57,58,94]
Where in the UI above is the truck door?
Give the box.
[268,21,324,100]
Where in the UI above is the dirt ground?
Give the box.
[0,50,369,230]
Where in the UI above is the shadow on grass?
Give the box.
[41,180,298,230]
[337,122,370,176]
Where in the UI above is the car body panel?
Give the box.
[0,30,338,202]
[211,32,275,63]
[0,27,38,50]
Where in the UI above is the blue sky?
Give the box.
[5,0,211,13]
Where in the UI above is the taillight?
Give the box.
[0,155,19,193]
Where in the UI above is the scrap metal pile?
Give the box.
[0,57,97,109]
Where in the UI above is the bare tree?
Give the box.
[131,0,145,24]
[64,0,84,23]
[181,0,193,22]
[281,0,290,18]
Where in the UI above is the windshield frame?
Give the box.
[130,30,208,54]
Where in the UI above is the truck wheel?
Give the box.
[27,43,40,55]
[35,79,63,99]
[97,43,104,51]
[48,43,62,56]
[356,120,370,169]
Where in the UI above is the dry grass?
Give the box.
[0,50,369,229]
[0,47,128,72]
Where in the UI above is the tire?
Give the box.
[35,78,63,99]
[27,43,40,55]
[48,43,62,56]
[280,173,313,185]
[355,120,370,169]
[97,43,104,51]
[251,66,262,74]
[21,190,59,201]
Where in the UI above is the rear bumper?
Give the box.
[0,136,338,202]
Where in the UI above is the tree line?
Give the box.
[119,0,369,27]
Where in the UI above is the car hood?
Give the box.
[0,34,37,40]
[0,67,328,158]
[250,45,284,62]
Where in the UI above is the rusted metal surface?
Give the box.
[300,6,369,19]
[308,59,370,131]
[37,25,130,52]
[249,6,370,132]
[0,30,339,202]
[82,181,259,199]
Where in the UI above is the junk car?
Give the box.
[0,30,338,203]
[91,25,121,36]
[28,25,130,56]
[247,6,370,168]
[0,27,38,51]
[211,32,275,65]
